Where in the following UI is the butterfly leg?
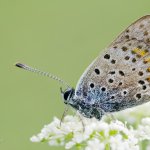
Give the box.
[99,107,117,122]
[60,105,69,126]
[106,113,117,122]
[76,112,85,132]
[65,107,85,132]
[110,113,116,121]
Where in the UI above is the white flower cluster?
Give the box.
[30,113,150,150]
[30,104,150,150]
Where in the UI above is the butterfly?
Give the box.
[16,15,150,121]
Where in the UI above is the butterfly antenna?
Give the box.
[15,62,71,88]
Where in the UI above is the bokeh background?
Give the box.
[1,0,150,150]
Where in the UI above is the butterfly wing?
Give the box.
[75,15,150,113]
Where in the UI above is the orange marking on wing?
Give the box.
[132,48,148,57]
[144,57,150,63]
[146,77,150,82]
[147,67,150,72]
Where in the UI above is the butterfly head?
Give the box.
[60,87,75,104]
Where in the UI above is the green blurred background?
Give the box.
[0,0,150,150]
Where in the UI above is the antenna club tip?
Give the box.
[15,62,26,68]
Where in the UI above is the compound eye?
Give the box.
[64,90,71,100]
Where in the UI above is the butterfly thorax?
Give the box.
[70,98,104,120]
[63,88,104,120]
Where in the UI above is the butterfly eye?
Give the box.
[64,90,71,101]
[63,88,74,102]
